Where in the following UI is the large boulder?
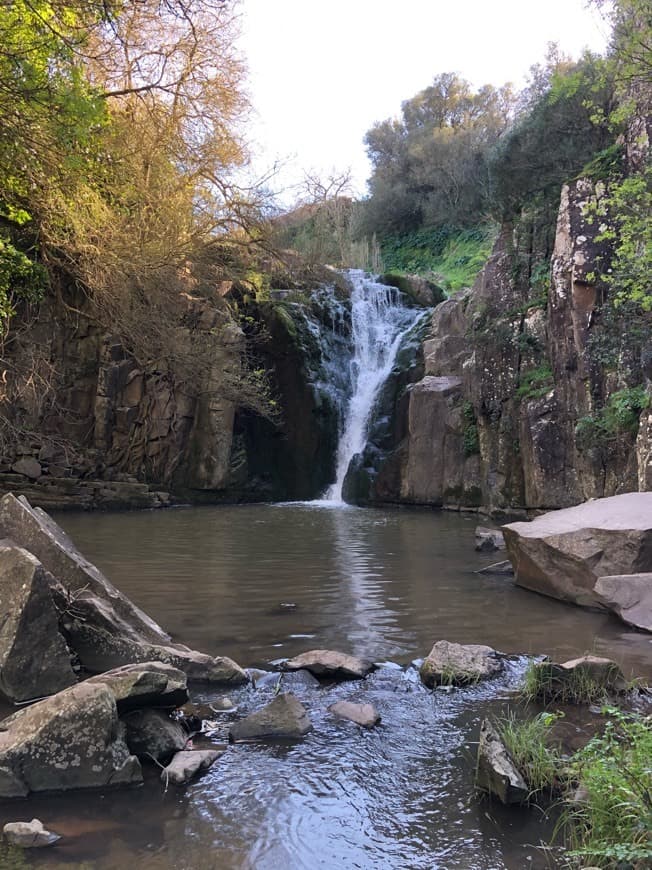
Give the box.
[229,693,312,742]
[475,719,529,805]
[0,494,248,685]
[0,542,76,702]
[281,650,375,680]
[0,683,141,797]
[594,573,652,632]
[420,640,503,688]
[503,493,652,607]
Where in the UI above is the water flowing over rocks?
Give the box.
[503,492,652,608]
[282,649,376,680]
[475,719,529,805]
[228,693,312,741]
[420,641,503,688]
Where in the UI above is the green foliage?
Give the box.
[575,386,649,450]
[496,710,564,798]
[462,401,480,456]
[0,235,47,324]
[521,660,619,705]
[580,143,625,181]
[516,366,553,401]
[564,707,652,866]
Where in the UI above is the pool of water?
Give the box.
[2,502,651,869]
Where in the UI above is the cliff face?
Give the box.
[356,173,650,515]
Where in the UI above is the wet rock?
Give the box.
[161,749,223,785]
[328,701,381,728]
[0,682,142,797]
[0,542,76,702]
[3,819,61,848]
[475,719,528,804]
[282,650,375,680]
[474,527,506,552]
[476,560,514,576]
[229,693,312,741]
[211,697,236,712]
[256,669,320,691]
[594,573,652,632]
[11,458,42,480]
[420,640,503,688]
[86,662,188,712]
[122,709,188,762]
[503,493,652,607]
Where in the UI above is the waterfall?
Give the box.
[325,270,423,502]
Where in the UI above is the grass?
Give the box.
[521,660,620,706]
[496,710,563,799]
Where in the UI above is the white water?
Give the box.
[325,270,422,502]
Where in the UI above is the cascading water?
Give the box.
[325,270,423,502]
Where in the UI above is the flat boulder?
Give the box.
[281,650,375,680]
[161,749,223,785]
[229,693,312,742]
[503,493,652,607]
[0,682,141,797]
[475,719,528,804]
[86,662,188,712]
[420,640,503,688]
[3,819,61,848]
[0,542,76,702]
[328,701,381,728]
[594,573,652,632]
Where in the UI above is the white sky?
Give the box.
[238,0,611,204]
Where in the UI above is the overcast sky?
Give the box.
[238,0,611,203]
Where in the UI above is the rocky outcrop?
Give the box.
[0,494,248,685]
[594,573,652,632]
[229,693,312,741]
[420,641,503,688]
[282,650,375,680]
[503,493,652,607]
[0,682,142,797]
[475,719,529,805]
[0,542,76,702]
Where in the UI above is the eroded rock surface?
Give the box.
[503,493,652,607]
[229,693,312,741]
[420,641,503,688]
[282,650,375,680]
[475,719,528,804]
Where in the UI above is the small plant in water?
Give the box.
[496,710,564,800]
[521,660,617,705]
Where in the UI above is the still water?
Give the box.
[3,502,651,870]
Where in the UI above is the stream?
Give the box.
[3,502,651,870]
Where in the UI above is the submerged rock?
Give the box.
[503,493,652,607]
[475,560,514,576]
[161,749,223,785]
[122,708,188,762]
[475,719,528,805]
[594,573,652,632]
[0,682,141,797]
[328,701,381,728]
[229,693,312,741]
[474,527,506,552]
[282,650,375,680]
[420,641,503,688]
[3,819,61,848]
[0,541,76,703]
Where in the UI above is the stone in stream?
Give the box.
[86,662,189,712]
[161,749,223,785]
[281,650,375,680]
[502,492,652,608]
[328,701,381,728]
[0,682,142,797]
[474,527,506,552]
[475,719,529,805]
[3,818,61,848]
[594,573,652,632]
[526,655,625,701]
[229,693,312,741]
[420,641,503,688]
[0,494,248,685]
[122,709,188,762]
[0,541,76,703]
[256,669,320,691]
[475,560,514,576]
